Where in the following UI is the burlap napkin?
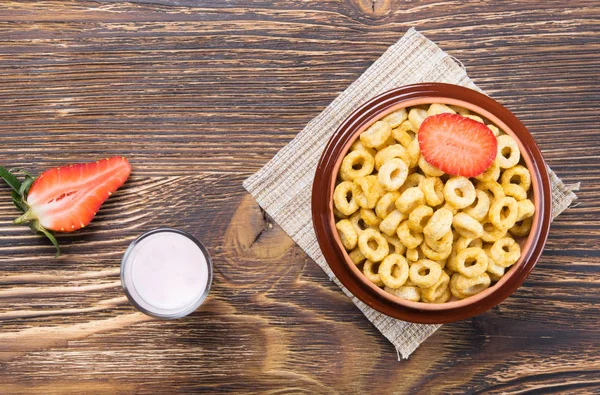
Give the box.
[243,28,578,359]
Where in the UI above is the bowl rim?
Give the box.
[311,83,551,324]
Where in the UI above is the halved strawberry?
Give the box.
[418,113,497,177]
[0,157,131,256]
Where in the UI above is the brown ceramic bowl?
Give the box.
[312,83,551,324]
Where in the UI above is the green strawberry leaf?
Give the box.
[30,221,61,258]
[9,168,33,178]
[40,229,61,258]
[0,166,21,193]
[19,176,34,196]
[11,190,27,212]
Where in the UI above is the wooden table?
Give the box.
[0,1,598,393]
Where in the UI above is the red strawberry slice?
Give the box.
[418,113,497,177]
[26,157,131,231]
[0,157,131,256]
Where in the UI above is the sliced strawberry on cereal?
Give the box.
[418,113,497,177]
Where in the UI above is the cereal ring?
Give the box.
[441,202,459,215]
[455,237,483,252]
[435,258,447,269]
[353,175,384,209]
[443,177,476,209]
[379,254,409,288]
[391,120,416,148]
[451,272,491,298]
[408,205,434,233]
[396,221,423,249]
[378,158,409,191]
[350,140,377,157]
[395,187,425,214]
[383,108,408,128]
[360,120,392,149]
[509,217,533,237]
[335,219,357,250]
[378,135,396,150]
[406,138,421,168]
[516,199,535,221]
[442,266,452,276]
[399,173,425,194]
[424,230,453,252]
[462,190,491,221]
[453,230,461,242]
[408,107,428,130]
[491,237,521,268]
[406,247,420,262]
[449,105,470,116]
[379,209,406,236]
[348,248,366,265]
[333,207,348,219]
[489,196,519,230]
[423,207,453,241]
[340,150,375,181]
[409,259,443,288]
[452,212,484,239]
[485,249,505,281]
[475,157,500,182]
[426,287,451,303]
[501,165,531,192]
[421,271,450,302]
[359,208,381,228]
[485,258,505,278]
[363,260,384,286]
[421,238,452,260]
[503,184,528,201]
[384,285,420,302]
[349,209,380,234]
[476,180,505,202]
[487,124,501,137]
[487,266,504,282]
[375,191,401,219]
[376,134,398,151]
[427,103,456,116]
[449,274,465,299]
[464,114,484,123]
[446,249,459,273]
[497,135,520,169]
[349,211,372,235]
[358,228,389,262]
[418,156,444,177]
[383,233,407,256]
[481,221,507,242]
[455,247,489,277]
[333,181,359,216]
[374,144,411,170]
[420,176,445,206]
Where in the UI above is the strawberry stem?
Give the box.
[29,220,60,258]
[14,210,35,225]
[1,166,61,258]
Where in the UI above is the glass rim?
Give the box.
[120,227,213,320]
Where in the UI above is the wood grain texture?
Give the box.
[0,0,598,393]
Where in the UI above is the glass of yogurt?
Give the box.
[121,228,213,319]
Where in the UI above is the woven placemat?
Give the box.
[243,28,578,359]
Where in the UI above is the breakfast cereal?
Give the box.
[333,104,535,303]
